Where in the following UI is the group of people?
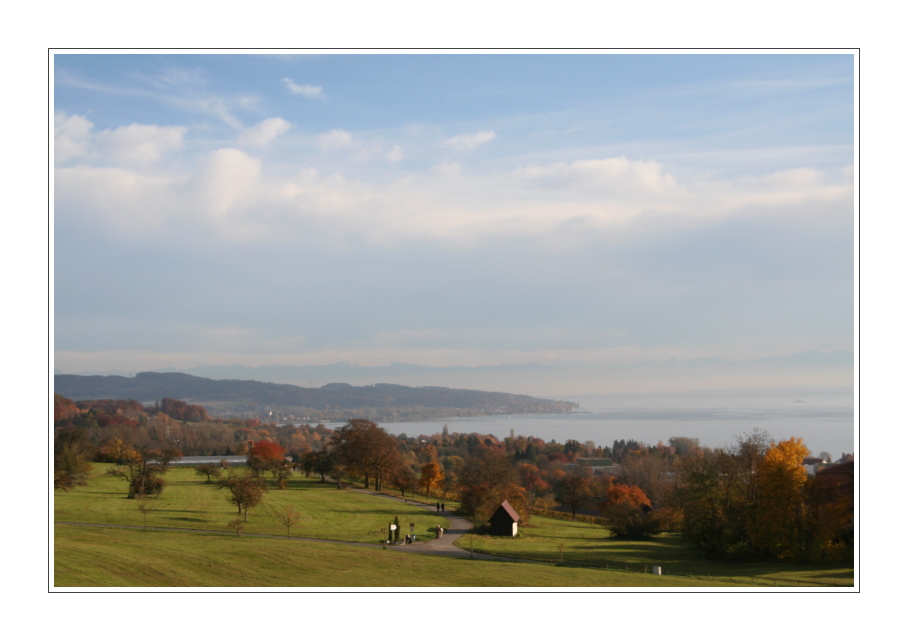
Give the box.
[435,501,446,512]
[435,525,444,539]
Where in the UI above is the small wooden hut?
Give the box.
[488,500,520,537]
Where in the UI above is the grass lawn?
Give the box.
[54,524,746,588]
[53,465,854,588]
[54,465,449,543]
[456,515,854,588]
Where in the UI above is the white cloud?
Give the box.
[195,148,262,221]
[54,113,93,163]
[318,129,353,150]
[95,123,187,165]
[513,157,678,193]
[55,139,853,253]
[282,78,323,98]
[237,117,293,147]
[386,145,404,163]
[56,147,264,239]
[444,130,496,152]
[55,114,187,166]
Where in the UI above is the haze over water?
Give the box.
[371,390,855,458]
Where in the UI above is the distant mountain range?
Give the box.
[54,371,578,423]
[53,350,853,398]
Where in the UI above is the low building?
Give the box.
[488,500,520,537]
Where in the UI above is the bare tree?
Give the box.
[137,499,154,529]
[227,518,245,537]
[277,505,302,538]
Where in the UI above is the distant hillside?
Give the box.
[54,372,578,423]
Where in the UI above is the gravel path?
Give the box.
[351,490,499,560]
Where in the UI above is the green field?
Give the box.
[55,465,448,542]
[53,464,854,588]
[55,524,742,588]
[455,517,854,588]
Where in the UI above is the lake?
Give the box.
[364,391,855,458]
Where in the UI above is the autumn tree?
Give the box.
[54,427,94,491]
[218,471,266,521]
[277,505,302,538]
[100,437,137,464]
[669,436,701,458]
[420,461,443,496]
[438,470,457,501]
[619,448,675,505]
[308,449,336,483]
[674,430,770,558]
[137,500,154,529]
[799,472,854,562]
[600,483,659,539]
[195,462,223,484]
[227,518,245,537]
[158,397,209,422]
[247,440,286,476]
[330,420,402,491]
[390,466,419,497]
[458,450,528,523]
[107,445,182,498]
[558,474,593,520]
[747,437,810,560]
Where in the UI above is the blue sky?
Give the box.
[53,53,854,396]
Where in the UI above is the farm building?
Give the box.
[488,500,520,537]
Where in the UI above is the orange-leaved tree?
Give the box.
[420,461,443,496]
[600,483,659,539]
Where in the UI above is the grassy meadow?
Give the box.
[457,515,854,588]
[55,524,740,588]
[55,464,448,542]
[54,464,854,588]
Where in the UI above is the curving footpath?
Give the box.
[352,489,500,560]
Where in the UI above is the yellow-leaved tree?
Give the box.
[748,437,809,560]
[420,461,443,497]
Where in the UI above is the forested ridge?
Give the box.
[55,372,577,422]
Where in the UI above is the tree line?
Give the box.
[53,394,853,564]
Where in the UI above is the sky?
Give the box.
[53,52,855,397]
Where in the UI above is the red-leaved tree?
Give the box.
[247,440,288,485]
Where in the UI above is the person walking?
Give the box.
[436,502,440,512]
[441,502,446,512]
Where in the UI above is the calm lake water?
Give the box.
[359,392,855,458]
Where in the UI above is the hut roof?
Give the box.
[491,500,520,524]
